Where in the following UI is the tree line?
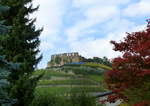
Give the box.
[83,56,112,67]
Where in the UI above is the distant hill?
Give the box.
[35,56,112,96]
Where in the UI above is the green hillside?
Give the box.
[34,63,110,96]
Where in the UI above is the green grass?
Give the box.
[34,69,75,79]
[88,75,104,83]
[32,65,109,106]
[38,78,99,85]
[36,86,106,95]
[36,86,70,94]
[34,68,107,94]
[84,62,112,70]
[31,87,105,106]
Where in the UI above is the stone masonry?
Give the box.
[47,52,84,67]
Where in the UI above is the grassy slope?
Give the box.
[84,62,112,70]
[38,78,99,85]
[34,67,107,95]
[34,69,75,79]
[36,86,105,95]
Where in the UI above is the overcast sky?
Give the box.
[32,0,150,68]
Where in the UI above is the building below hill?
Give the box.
[47,52,84,68]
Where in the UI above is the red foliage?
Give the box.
[137,70,150,76]
[107,94,119,103]
[99,94,120,104]
[104,20,150,104]
[112,89,121,93]
[99,99,107,104]
[133,101,149,106]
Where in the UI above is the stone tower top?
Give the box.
[52,52,79,57]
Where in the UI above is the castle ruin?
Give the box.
[47,52,84,67]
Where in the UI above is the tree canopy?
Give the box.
[104,20,150,105]
[0,4,17,106]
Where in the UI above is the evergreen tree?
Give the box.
[0,56,18,106]
[0,0,42,106]
[0,4,17,106]
[0,5,10,34]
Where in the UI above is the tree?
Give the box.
[0,5,10,34]
[0,5,17,106]
[0,56,18,106]
[84,57,112,67]
[102,56,112,67]
[104,20,150,105]
[0,0,42,106]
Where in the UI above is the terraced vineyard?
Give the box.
[31,63,114,106]
[34,63,111,95]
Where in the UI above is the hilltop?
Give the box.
[32,54,113,105]
[34,53,112,95]
[47,52,112,68]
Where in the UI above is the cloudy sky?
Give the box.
[32,0,150,68]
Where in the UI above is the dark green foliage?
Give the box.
[69,92,96,106]
[83,57,112,67]
[0,4,16,106]
[0,0,42,106]
[10,74,42,106]
[30,90,103,106]
[0,5,10,35]
[0,56,18,106]
[0,20,11,34]
[0,5,9,12]
[63,66,104,75]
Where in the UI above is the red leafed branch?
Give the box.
[104,20,150,105]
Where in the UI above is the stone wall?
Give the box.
[47,52,84,67]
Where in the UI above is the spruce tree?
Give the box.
[0,56,18,106]
[0,4,17,106]
[0,0,42,106]
[0,5,10,34]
